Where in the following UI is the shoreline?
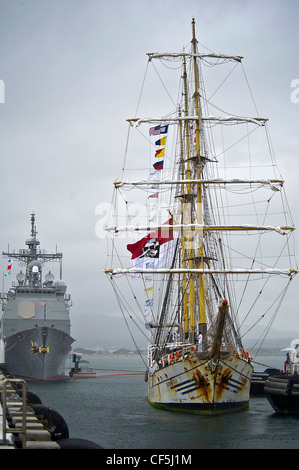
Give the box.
[72,346,286,358]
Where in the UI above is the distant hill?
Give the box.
[72,347,147,356]
[72,313,299,352]
[241,324,299,351]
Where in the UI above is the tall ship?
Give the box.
[0,213,74,379]
[104,20,297,413]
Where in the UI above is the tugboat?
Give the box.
[69,353,96,377]
[264,339,299,412]
[250,368,281,395]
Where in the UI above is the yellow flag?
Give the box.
[155,136,167,146]
[155,148,165,158]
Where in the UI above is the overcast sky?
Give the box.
[0,0,298,349]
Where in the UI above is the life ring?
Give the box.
[175,351,180,360]
[191,346,196,353]
[240,348,245,358]
[168,353,174,363]
[245,351,249,359]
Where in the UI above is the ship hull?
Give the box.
[148,353,253,415]
[4,326,74,380]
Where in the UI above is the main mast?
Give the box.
[191,18,207,343]
[180,19,206,344]
[182,56,196,342]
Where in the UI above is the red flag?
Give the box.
[153,160,164,170]
[127,218,173,260]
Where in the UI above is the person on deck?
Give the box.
[197,331,203,352]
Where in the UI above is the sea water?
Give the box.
[26,354,299,450]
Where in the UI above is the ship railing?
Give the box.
[1,378,27,448]
[148,342,196,369]
[11,281,21,287]
[149,342,245,370]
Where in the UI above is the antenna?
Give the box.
[30,212,36,238]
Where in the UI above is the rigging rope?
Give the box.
[109,277,148,369]
[135,60,149,117]
[250,279,292,359]
[150,60,178,108]
[242,276,293,357]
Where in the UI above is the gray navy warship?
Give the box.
[0,213,74,379]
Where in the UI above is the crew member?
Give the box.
[197,331,203,352]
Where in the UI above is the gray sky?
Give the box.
[0,0,298,349]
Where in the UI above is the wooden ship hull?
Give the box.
[148,348,252,414]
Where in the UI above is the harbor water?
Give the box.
[26,354,299,450]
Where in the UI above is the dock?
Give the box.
[0,373,60,449]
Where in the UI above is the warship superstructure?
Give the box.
[0,213,74,379]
